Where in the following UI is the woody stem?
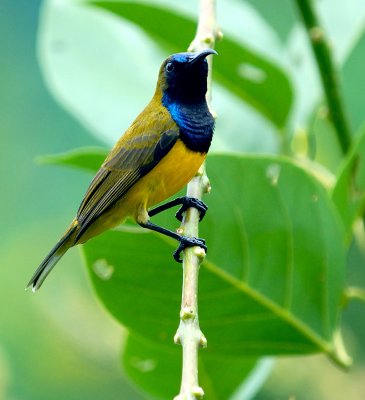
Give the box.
[174,0,219,399]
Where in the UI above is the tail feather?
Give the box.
[27,223,78,292]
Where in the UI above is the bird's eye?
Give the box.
[166,62,174,72]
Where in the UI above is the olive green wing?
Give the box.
[75,128,179,241]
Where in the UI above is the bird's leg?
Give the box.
[148,196,208,222]
[138,220,207,263]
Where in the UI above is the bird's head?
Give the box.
[158,49,217,105]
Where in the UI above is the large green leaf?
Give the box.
[37,146,108,173]
[92,1,293,128]
[122,333,269,400]
[80,152,347,365]
[245,0,297,41]
[332,127,365,239]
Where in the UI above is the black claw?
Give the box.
[173,236,207,263]
[175,197,208,222]
[173,243,184,263]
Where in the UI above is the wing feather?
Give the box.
[75,125,179,240]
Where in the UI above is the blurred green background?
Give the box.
[0,1,144,398]
[1,0,365,399]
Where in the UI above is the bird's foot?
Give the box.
[175,197,208,222]
[173,236,207,263]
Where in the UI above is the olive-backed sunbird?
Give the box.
[27,49,217,292]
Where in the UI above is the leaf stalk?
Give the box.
[294,0,352,154]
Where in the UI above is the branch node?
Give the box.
[203,35,215,45]
[180,306,195,320]
[192,386,205,398]
[196,165,205,177]
[309,26,324,42]
[174,331,182,345]
[194,246,206,260]
[199,333,208,348]
[202,176,211,194]
[216,29,223,41]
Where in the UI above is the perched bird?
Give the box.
[27,49,217,292]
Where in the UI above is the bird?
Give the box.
[27,48,217,292]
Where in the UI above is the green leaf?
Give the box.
[122,333,268,400]
[308,108,343,173]
[81,152,348,366]
[92,1,293,128]
[245,0,297,41]
[37,147,108,173]
[332,126,365,239]
[38,0,165,147]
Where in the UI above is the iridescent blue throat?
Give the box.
[162,94,214,153]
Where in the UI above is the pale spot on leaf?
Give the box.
[237,63,266,83]
[93,259,114,280]
[130,357,157,373]
[266,164,281,186]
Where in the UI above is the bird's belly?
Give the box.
[123,140,206,222]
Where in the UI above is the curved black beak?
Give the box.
[189,48,218,66]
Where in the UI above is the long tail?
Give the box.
[26,222,78,292]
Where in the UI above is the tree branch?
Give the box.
[173,1,219,399]
[294,0,352,154]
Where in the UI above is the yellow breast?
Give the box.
[122,139,206,222]
[147,140,205,205]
